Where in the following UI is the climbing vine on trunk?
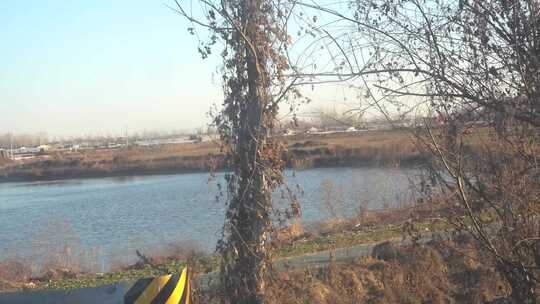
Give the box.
[174,0,301,302]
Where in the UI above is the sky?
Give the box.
[0,0,225,137]
[0,1,372,138]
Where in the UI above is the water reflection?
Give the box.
[11,179,84,188]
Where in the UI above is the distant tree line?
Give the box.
[0,133,48,148]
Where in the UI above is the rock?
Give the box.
[484,297,513,304]
[22,282,37,290]
[58,268,78,279]
[41,269,59,281]
[275,221,304,242]
[39,268,78,281]
[371,241,400,261]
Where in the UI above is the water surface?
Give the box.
[0,167,416,268]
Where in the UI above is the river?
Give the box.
[0,167,417,270]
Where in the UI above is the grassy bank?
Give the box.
[261,236,509,304]
[0,130,424,182]
[2,202,513,303]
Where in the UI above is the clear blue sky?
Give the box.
[0,0,369,138]
[0,0,222,137]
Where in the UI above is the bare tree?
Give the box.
[295,0,539,301]
[176,0,539,301]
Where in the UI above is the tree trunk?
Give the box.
[222,0,273,303]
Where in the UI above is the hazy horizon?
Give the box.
[1,1,226,137]
[1,1,373,138]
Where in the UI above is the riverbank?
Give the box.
[0,234,510,304]
[1,201,512,303]
[0,130,424,183]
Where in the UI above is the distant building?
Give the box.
[13,147,40,155]
[134,136,195,147]
[38,144,51,152]
[0,148,7,158]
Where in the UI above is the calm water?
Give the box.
[0,167,416,268]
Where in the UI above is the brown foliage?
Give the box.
[196,235,510,303]
[0,260,32,291]
[294,0,540,300]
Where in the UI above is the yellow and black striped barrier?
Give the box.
[124,267,190,304]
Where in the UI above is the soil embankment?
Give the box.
[0,130,426,183]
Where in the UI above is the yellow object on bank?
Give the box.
[124,267,190,304]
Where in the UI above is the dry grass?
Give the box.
[111,240,206,272]
[0,220,104,291]
[196,234,511,304]
[285,130,423,168]
[0,260,32,291]
[284,130,413,148]
[0,157,12,168]
[309,199,451,237]
[272,200,454,259]
[0,130,425,181]
[1,128,494,182]
[0,236,214,292]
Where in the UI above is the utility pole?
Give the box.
[9,133,13,159]
[125,126,129,147]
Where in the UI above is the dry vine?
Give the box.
[173,0,304,303]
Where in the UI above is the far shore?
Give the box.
[0,130,429,183]
[0,160,421,184]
